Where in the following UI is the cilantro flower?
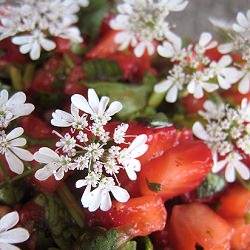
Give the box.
[110,0,188,57]
[34,89,148,212]
[192,99,250,183]
[0,128,33,174]
[0,0,88,60]
[0,89,34,128]
[0,211,29,250]
[233,10,250,35]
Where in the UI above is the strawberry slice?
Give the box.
[139,140,213,200]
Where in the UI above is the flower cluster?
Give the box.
[0,211,30,250]
[34,89,148,212]
[110,0,188,57]
[0,0,89,60]
[0,89,34,174]
[192,99,250,183]
[154,32,242,103]
[211,9,250,94]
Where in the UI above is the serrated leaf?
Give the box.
[79,228,118,250]
[146,178,162,193]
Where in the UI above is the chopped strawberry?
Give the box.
[139,140,213,201]
[181,94,206,114]
[86,196,167,238]
[169,203,233,250]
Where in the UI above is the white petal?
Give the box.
[236,12,249,27]
[30,41,41,60]
[6,128,24,141]
[0,242,20,250]
[166,85,178,103]
[128,134,147,152]
[225,163,236,182]
[0,212,18,231]
[233,23,246,33]
[54,167,64,180]
[192,122,210,141]
[0,228,29,244]
[238,73,250,94]
[218,75,231,89]
[100,191,112,211]
[19,43,32,54]
[11,35,31,45]
[164,30,182,51]
[212,159,227,173]
[199,32,212,47]
[5,151,24,174]
[88,89,100,114]
[154,80,173,93]
[194,84,204,99]
[88,189,102,212]
[7,92,26,106]
[34,164,58,181]
[8,138,26,147]
[134,43,146,57]
[34,147,60,163]
[187,80,195,94]
[218,55,232,67]
[111,186,129,202]
[125,166,137,181]
[40,37,56,51]
[11,104,35,118]
[105,101,123,116]
[76,179,87,188]
[235,161,250,180]
[202,82,218,93]
[11,147,33,161]
[0,90,8,106]
[157,42,174,58]
[71,94,93,114]
[218,43,234,54]
[98,97,109,116]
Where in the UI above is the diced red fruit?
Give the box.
[205,47,223,62]
[106,52,157,82]
[44,57,65,73]
[181,94,206,114]
[0,39,27,64]
[53,37,72,54]
[169,203,233,250]
[99,13,115,37]
[86,196,167,238]
[139,140,213,201]
[86,30,120,59]
[174,128,194,145]
[222,87,250,105]
[217,184,250,219]
[228,218,250,250]
[20,115,55,140]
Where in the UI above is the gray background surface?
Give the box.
[169,0,250,39]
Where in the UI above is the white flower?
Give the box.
[0,211,29,250]
[118,134,148,180]
[77,0,89,7]
[81,177,129,212]
[237,68,250,94]
[110,0,187,57]
[198,100,226,120]
[0,128,33,174]
[210,55,242,89]
[84,142,104,162]
[51,104,88,130]
[187,71,218,99]
[212,152,250,183]
[12,30,56,60]
[238,98,250,122]
[194,32,218,55]
[0,89,34,128]
[34,147,71,181]
[233,10,250,36]
[71,89,123,125]
[113,123,129,144]
[154,65,185,103]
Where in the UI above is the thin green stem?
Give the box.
[148,91,165,108]
[57,183,85,228]
[63,54,74,69]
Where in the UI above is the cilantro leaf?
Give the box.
[146,178,162,193]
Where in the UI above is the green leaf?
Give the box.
[78,0,108,42]
[146,178,162,193]
[135,236,153,250]
[87,81,152,120]
[79,228,118,250]
[119,241,137,250]
[196,173,226,199]
[84,59,122,82]
[34,193,81,250]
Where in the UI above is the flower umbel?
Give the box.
[192,99,250,183]
[34,88,148,212]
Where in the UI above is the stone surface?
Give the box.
[169,0,250,38]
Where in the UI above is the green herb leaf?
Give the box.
[135,236,153,250]
[79,228,118,250]
[196,173,226,199]
[118,241,137,250]
[84,59,122,82]
[146,178,162,193]
[87,81,152,120]
[78,0,108,43]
